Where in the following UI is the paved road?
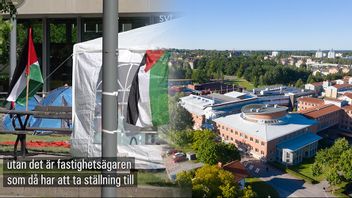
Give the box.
[242,157,333,197]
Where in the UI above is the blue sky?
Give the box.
[172,0,352,50]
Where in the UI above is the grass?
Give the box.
[289,158,325,182]
[0,134,70,153]
[137,170,176,187]
[245,177,279,198]
[269,161,318,184]
[232,77,255,90]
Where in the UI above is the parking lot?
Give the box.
[163,153,203,181]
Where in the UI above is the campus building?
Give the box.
[179,92,258,130]
[3,0,176,91]
[214,104,321,165]
[299,104,342,132]
[297,97,324,111]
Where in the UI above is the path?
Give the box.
[242,157,333,197]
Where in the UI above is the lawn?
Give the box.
[0,134,70,154]
[232,78,255,91]
[245,177,279,198]
[137,170,175,187]
[289,158,325,182]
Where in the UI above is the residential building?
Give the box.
[214,104,320,165]
[219,161,249,189]
[304,82,324,95]
[324,98,348,108]
[338,92,352,105]
[271,51,279,57]
[324,84,352,98]
[315,49,323,58]
[328,49,336,59]
[299,104,342,132]
[297,97,324,111]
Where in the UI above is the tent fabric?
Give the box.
[31,86,72,129]
[72,20,191,168]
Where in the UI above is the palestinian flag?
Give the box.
[7,27,43,105]
[127,50,170,127]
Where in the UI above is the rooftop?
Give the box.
[342,105,352,111]
[214,113,317,141]
[277,133,322,151]
[332,84,352,89]
[222,161,249,182]
[241,104,288,115]
[297,97,324,104]
[343,92,352,99]
[300,104,342,119]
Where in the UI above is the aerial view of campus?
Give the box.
[0,0,351,197]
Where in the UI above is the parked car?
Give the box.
[173,152,186,159]
[173,155,187,163]
[166,149,178,156]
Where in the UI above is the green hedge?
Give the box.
[269,162,318,184]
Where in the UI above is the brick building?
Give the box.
[297,97,324,111]
[299,104,342,132]
[214,104,320,165]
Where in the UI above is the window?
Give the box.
[231,129,233,133]
[231,137,233,141]
[235,131,238,135]
[255,139,259,143]
[255,148,259,152]
[261,141,265,146]
[261,151,264,155]
[245,135,248,139]
[250,137,253,141]
[240,133,243,137]
[221,134,224,137]
[226,135,229,140]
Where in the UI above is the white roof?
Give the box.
[224,91,247,98]
[214,113,317,142]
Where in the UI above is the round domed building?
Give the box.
[214,104,321,165]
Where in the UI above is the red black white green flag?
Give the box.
[127,50,170,127]
[7,27,43,105]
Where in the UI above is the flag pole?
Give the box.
[25,27,32,111]
[102,0,118,197]
[25,73,29,111]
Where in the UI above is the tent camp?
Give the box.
[72,19,189,169]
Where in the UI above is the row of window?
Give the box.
[218,125,266,146]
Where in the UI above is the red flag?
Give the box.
[25,27,38,76]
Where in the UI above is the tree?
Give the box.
[176,170,194,187]
[168,93,193,131]
[295,79,304,88]
[169,130,193,147]
[192,165,241,198]
[195,139,240,165]
[192,130,216,151]
[236,64,244,78]
[242,186,256,198]
[338,148,352,180]
[326,167,341,193]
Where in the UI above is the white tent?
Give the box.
[71,19,189,169]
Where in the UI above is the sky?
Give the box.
[170,0,352,50]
